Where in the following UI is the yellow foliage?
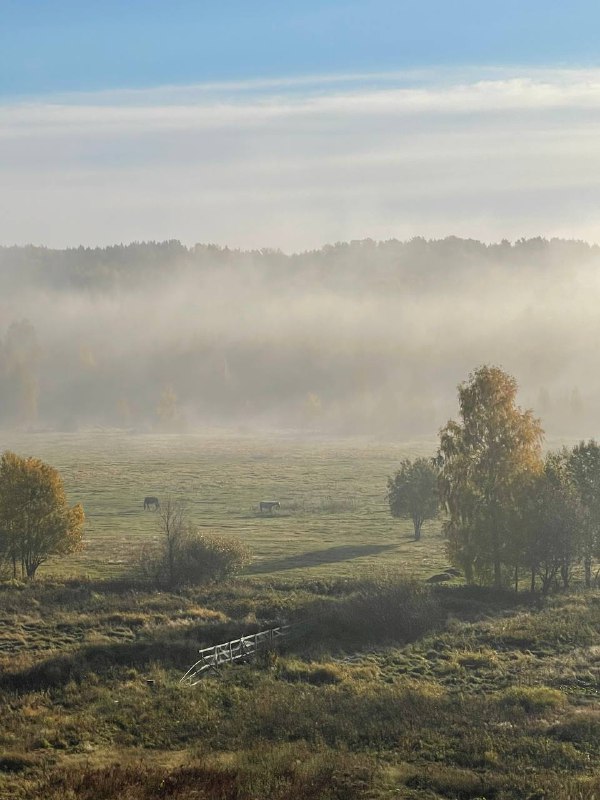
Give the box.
[0,451,85,579]
[439,365,543,586]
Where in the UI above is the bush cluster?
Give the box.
[144,530,252,590]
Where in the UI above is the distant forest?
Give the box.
[0,237,598,436]
[2,236,598,292]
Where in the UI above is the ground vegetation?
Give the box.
[0,576,598,799]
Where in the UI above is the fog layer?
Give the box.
[0,237,597,438]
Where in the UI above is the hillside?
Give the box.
[1,577,598,799]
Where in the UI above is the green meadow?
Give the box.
[0,430,448,581]
[1,431,599,800]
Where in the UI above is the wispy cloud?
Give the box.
[2,68,600,249]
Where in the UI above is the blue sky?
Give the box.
[2,0,598,98]
[2,3,600,249]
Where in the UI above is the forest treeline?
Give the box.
[0,236,599,434]
[1,236,598,293]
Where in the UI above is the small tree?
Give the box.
[155,497,187,589]
[0,451,84,579]
[147,498,251,588]
[387,458,439,541]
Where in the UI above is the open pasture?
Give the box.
[1,432,599,800]
[0,431,447,581]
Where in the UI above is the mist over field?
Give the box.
[0,236,597,438]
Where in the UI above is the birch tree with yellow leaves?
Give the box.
[438,366,543,588]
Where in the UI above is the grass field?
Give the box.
[2,431,599,799]
[0,575,599,799]
[0,430,448,581]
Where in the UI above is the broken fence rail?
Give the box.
[180,624,297,685]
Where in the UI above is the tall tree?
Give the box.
[568,440,600,587]
[520,452,584,593]
[0,451,84,579]
[439,365,543,587]
[387,458,439,540]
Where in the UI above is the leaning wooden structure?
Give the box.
[180,625,293,685]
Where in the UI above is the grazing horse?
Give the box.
[259,501,280,514]
[143,496,160,511]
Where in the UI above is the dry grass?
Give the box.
[0,580,599,798]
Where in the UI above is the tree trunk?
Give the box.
[492,539,502,588]
[491,506,502,588]
[561,561,570,590]
[25,561,38,579]
[530,567,536,593]
[514,565,519,593]
[464,559,474,585]
[541,565,556,595]
[584,556,592,589]
[413,519,421,541]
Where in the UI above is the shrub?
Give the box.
[176,532,252,586]
[145,530,252,589]
[551,711,600,749]
[307,573,444,650]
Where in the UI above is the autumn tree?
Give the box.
[387,458,439,540]
[439,366,543,587]
[568,440,600,587]
[0,451,84,579]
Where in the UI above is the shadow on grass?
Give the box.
[0,619,264,693]
[247,544,397,574]
[431,584,540,620]
[0,640,192,692]
[0,581,542,694]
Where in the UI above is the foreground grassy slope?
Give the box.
[0,431,447,581]
[0,578,599,799]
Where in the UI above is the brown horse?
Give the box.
[259,501,280,514]
[143,496,160,510]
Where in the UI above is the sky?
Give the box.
[2,1,600,250]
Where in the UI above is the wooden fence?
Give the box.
[180,625,294,685]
